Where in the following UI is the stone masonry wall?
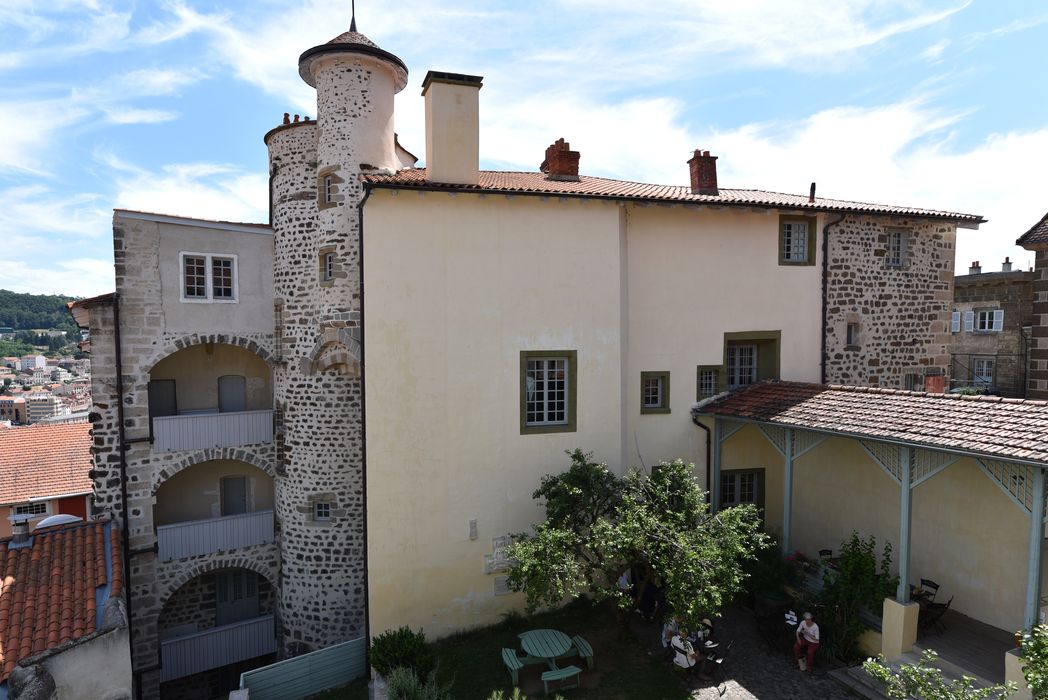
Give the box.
[1029,249,1048,399]
[825,216,956,388]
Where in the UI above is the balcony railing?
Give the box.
[157,510,275,562]
[161,614,276,682]
[153,409,273,452]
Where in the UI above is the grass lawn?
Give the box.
[317,600,692,699]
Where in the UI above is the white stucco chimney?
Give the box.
[969,260,981,275]
[1002,257,1013,272]
[422,70,483,185]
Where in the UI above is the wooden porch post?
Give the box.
[897,446,912,603]
[711,418,722,514]
[783,428,794,554]
[1025,467,1046,629]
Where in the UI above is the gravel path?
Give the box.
[631,604,858,699]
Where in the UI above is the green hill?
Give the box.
[0,289,80,335]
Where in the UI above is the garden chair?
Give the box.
[919,578,940,603]
[707,639,734,684]
[918,596,952,637]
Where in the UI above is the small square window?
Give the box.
[697,366,719,399]
[314,502,332,521]
[640,371,670,414]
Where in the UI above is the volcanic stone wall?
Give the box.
[824,216,956,388]
[1029,250,1048,399]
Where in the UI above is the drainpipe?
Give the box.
[112,293,140,700]
[820,214,846,384]
[691,415,712,505]
[357,183,372,667]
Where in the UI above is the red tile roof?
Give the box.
[1017,211,1048,247]
[362,169,985,223]
[0,519,119,681]
[0,423,93,505]
[695,381,1048,464]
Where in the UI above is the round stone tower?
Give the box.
[266,24,407,655]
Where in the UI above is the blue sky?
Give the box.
[1,0,1046,296]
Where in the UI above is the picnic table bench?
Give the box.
[541,665,581,695]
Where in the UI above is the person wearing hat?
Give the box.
[793,611,820,673]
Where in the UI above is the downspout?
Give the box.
[357,183,372,666]
[820,214,846,384]
[112,293,139,700]
[691,415,712,505]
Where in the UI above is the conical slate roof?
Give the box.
[298,27,408,91]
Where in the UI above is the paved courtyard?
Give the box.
[632,604,857,700]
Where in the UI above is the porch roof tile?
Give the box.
[694,381,1048,465]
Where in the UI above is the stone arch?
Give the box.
[145,333,276,373]
[151,447,275,496]
[304,326,361,377]
[157,555,279,614]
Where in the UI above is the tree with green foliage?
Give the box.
[821,531,898,662]
[0,289,80,336]
[864,650,1016,699]
[1021,623,1048,698]
[506,449,769,630]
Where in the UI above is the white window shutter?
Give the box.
[992,309,1004,331]
[951,311,961,333]
[963,311,975,332]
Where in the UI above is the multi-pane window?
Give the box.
[183,255,207,298]
[323,252,335,281]
[885,229,906,267]
[14,502,47,516]
[727,344,758,389]
[697,368,719,398]
[314,502,332,521]
[973,357,995,388]
[526,357,568,426]
[721,471,761,509]
[781,221,808,262]
[180,252,237,302]
[212,257,234,299]
[324,176,334,203]
[640,371,670,413]
[975,309,1003,332]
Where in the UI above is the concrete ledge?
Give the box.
[881,598,919,661]
[1005,648,1032,700]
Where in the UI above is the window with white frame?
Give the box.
[643,376,662,408]
[727,344,758,389]
[951,311,961,333]
[973,357,995,388]
[14,502,47,516]
[975,309,1004,332]
[697,367,719,398]
[180,253,238,302]
[720,470,763,510]
[525,356,569,426]
[323,252,335,281]
[885,229,906,268]
[781,221,808,262]
[314,501,332,521]
[641,371,670,413]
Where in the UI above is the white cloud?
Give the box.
[921,39,950,61]
[1,258,115,297]
[102,107,178,124]
[110,160,268,224]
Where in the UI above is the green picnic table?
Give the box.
[519,629,573,668]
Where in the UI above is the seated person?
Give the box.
[694,617,715,645]
[793,611,820,673]
[662,616,680,651]
[670,629,711,680]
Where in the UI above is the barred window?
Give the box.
[526,357,568,426]
[183,256,207,298]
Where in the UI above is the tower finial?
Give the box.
[350,0,357,32]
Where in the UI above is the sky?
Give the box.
[1,0,1046,297]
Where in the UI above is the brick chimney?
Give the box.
[968,260,981,275]
[540,138,580,182]
[688,150,719,196]
[1002,257,1012,272]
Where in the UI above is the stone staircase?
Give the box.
[829,646,999,699]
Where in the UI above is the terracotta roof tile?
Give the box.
[1017,211,1048,247]
[695,381,1048,464]
[0,520,119,682]
[363,169,984,223]
[0,423,93,505]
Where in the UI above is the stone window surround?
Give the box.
[319,246,337,287]
[778,215,817,266]
[317,166,345,210]
[520,350,578,435]
[640,371,671,414]
[845,314,861,351]
[883,227,911,269]
[178,251,239,304]
[301,492,344,527]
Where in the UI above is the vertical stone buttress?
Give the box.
[270,31,406,655]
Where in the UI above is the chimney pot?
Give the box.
[293,114,300,123]
[688,149,719,196]
[809,182,816,203]
[968,260,982,275]
[540,138,581,181]
[1002,256,1012,272]
[283,112,290,125]
[10,519,29,546]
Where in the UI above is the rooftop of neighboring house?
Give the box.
[694,380,1048,464]
[0,422,92,506]
[361,168,985,225]
[1017,211,1048,247]
[954,258,1036,287]
[0,518,123,682]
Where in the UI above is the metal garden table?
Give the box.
[519,629,573,669]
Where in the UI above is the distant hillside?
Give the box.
[0,289,80,334]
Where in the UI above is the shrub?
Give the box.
[864,650,1016,699]
[1020,624,1048,698]
[370,627,434,679]
[385,667,453,700]
[487,690,563,700]
[820,532,897,663]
